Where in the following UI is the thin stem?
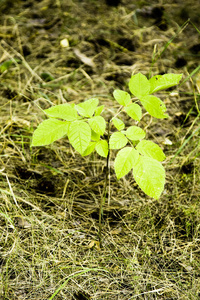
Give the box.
[98,119,111,248]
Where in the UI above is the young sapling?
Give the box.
[31,72,182,246]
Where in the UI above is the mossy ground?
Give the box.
[0,0,200,299]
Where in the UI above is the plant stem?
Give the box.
[98,119,111,248]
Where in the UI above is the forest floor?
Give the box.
[0,0,200,299]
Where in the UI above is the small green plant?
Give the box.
[31,72,182,245]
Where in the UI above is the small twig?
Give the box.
[128,287,168,299]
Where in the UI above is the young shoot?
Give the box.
[31,72,182,246]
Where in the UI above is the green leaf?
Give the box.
[82,142,96,156]
[68,120,91,155]
[91,130,100,141]
[136,140,166,161]
[129,73,150,98]
[114,147,139,179]
[75,98,99,117]
[44,104,78,121]
[88,116,106,135]
[31,119,70,146]
[95,140,108,157]
[132,156,165,199]
[125,126,145,141]
[113,90,131,106]
[124,103,142,121]
[0,59,20,72]
[41,72,54,82]
[149,73,183,94]
[95,105,104,116]
[140,95,168,119]
[112,118,125,131]
[109,132,128,149]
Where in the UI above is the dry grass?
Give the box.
[0,0,200,299]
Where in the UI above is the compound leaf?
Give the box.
[68,120,91,155]
[114,147,139,179]
[136,140,166,161]
[129,73,150,98]
[112,118,125,131]
[44,104,78,121]
[91,130,100,141]
[132,156,165,199]
[95,140,108,157]
[149,73,183,94]
[31,118,70,146]
[140,95,168,119]
[109,132,128,149]
[88,116,106,135]
[124,103,142,121]
[125,126,145,141]
[75,98,99,117]
[82,141,96,156]
[95,105,104,116]
[113,90,131,106]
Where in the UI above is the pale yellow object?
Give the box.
[60,38,69,48]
